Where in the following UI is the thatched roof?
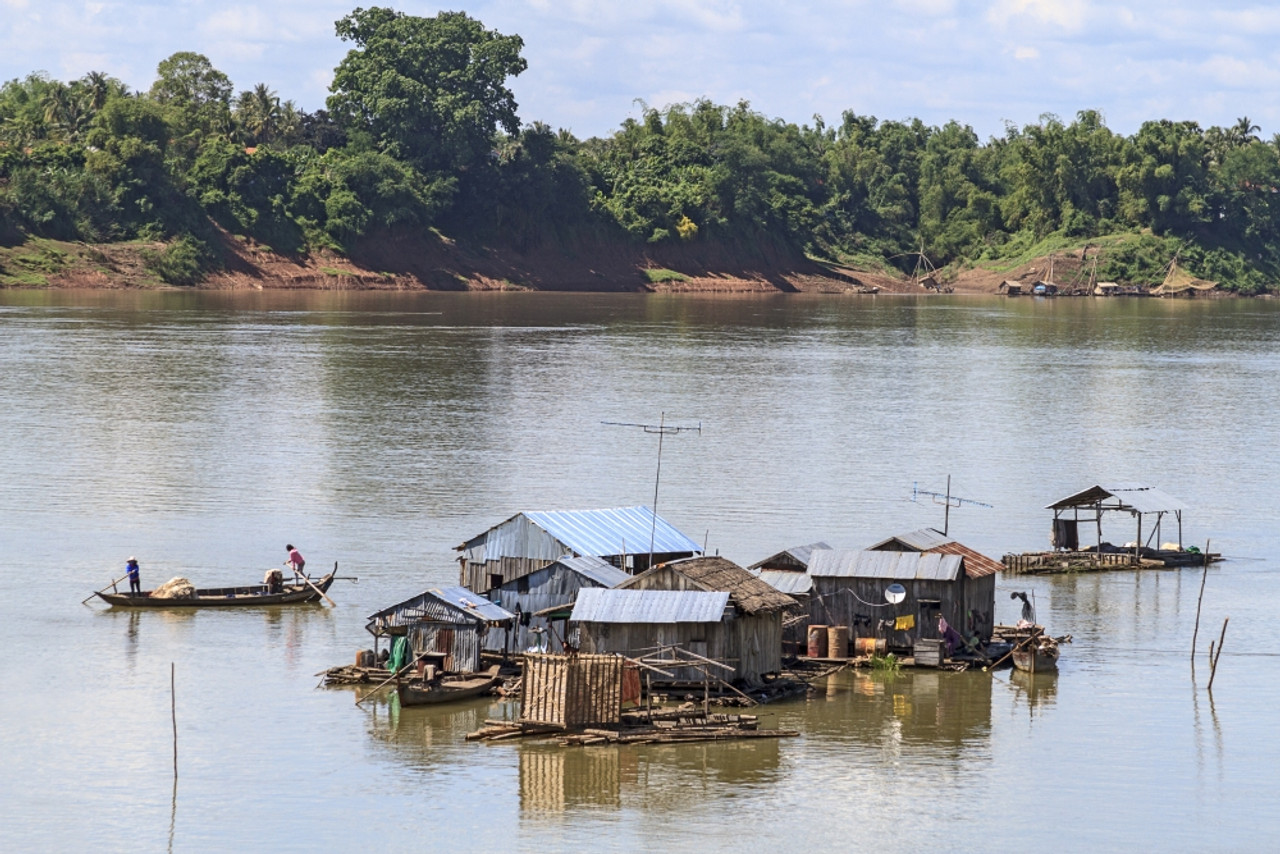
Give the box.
[623,555,798,615]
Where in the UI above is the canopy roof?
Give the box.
[1046,483,1188,515]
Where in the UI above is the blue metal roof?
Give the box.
[524,506,702,557]
[808,550,964,581]
[570,588,730,624]
[553,554,632,588]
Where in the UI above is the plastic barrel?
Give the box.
[807,625,829,658]
[827,626,850,660]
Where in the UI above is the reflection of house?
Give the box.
[482,555,630,653]
[365,586,515,673]
[573,556,797,684]
[807,549,994,652]
[456,506,702,592]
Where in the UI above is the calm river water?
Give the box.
[2,290,1278,852]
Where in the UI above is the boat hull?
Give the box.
[1012,645,1059,673]
[95,572,336,608]
[397,667,501,707]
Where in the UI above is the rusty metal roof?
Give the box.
[1046,483,1188,515]
[570,588,730,624]
[866,529,1001,578]
[807,549,964,581]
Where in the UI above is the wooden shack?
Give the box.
[482,555,631,653]
[455,506,702,593]
[747,541,831,573]
[573,556,798,684]
[807,550,993,654]
[365,586,516,673]
[867,527,998,640]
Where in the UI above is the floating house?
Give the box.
[1003,482,1221,573]
[456,506,702,593]
[365,586,516,673]
[747,541,831,573]
[572,556,797,684]
[807,549,995,653]
[482,555,631,653]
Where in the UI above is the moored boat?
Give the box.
[397,665,502,707]
[94,569,336,608]
[1012,636,1060,673]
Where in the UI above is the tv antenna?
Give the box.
[911,475,992,536]
[602,413,702,569]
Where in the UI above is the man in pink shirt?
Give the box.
[286,544,306,576]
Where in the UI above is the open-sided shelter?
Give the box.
[456,506,702,593]
[1044,483,1188,556]
[483,555,631,653]
[366,586,515,673]
[807,550,994,653]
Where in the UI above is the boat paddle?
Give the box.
[355,655,423,706]
[981,632,1039,672]
[289,560,337,607]
[82,574,130,605]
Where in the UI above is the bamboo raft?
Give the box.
[467,708,798,747]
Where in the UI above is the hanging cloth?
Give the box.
[388,635,408,671]
[894,614,915,631]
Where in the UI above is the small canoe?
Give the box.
[1012,637,1060,673]
[397,665,502,707]
[94,571,336,608]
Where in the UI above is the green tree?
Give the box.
[327,8,526,172]
[149,52,233,138]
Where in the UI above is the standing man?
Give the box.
[126,557,141,595]
[286,544,306,577]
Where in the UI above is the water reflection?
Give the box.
[363,694,513,769]
[805,670,994,757]
[1008,670,1059,716]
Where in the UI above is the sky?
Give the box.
[3,0,1279,142]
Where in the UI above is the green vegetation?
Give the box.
[644,268,690,283]
[3,8,1280,291]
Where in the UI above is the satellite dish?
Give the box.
[885,583,906,605]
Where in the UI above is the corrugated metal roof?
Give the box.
[866,528,952,551]
[929,541,1002,578]
[525,506,702,557]
[570,588,730,624]
[807,549,963,581]
[756,570,813,595]
[747,541,831,571]
[1046,483,1188,514]
[553,554,632,588]
[367,586,516,630]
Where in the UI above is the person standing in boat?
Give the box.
[285,544,306,577]
[125,557,141,595]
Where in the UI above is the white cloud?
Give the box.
[1014,46,1039,60]
[986,0,1091,31]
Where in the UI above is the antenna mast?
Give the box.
[602,413,702,569]
[910,474,992,535]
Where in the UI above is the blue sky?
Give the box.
[3,0,1278,141]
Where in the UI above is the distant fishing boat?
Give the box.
[94,568,336,608]
[397,665,503,707]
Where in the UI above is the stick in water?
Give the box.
[1191,539,1209,666]
[171,662,178,780]
[1208,617,1229,692]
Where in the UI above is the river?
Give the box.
[1,290,1277,852]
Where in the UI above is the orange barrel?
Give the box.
[807,625,829,658]
[855,637,887,657]
[828,626,850,660]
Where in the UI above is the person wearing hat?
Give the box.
[285,544,305,577]
[125,557,141,595]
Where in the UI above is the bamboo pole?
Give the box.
[1191,539,1210,665]
[83,574,130,604]
[171,662,178,780]
[355,655,420,706]
[290,561,336,607]
[1208,617,1229,692]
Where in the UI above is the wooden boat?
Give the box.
[397,665,502,707]
[1012,636,1060,673]
[94,570,336,608]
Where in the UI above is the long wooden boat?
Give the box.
[94,571,336,608]
[397,665,502,707]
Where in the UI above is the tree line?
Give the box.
[3,6,1279,291]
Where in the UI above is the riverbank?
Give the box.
[0,230,1239,296]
